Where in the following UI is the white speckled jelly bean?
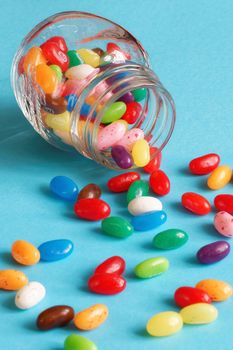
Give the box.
[128,196,163,216]
[15,281,46,310]
[65,64,98,80]
[214,211,233,237]
[116,128,144,151]
[97,121,127,151]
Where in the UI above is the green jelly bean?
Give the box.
[101,216,134,238]
[153,229,189,250]
[134,257,169,279]
[127,180,149,204]
[132,88,147,102]
[49,64,63,81]
[99,52,114,66]
[101,102,127,124]
[67,50,84,67]
[64,334,98,350]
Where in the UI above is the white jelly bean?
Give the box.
[116,128,144,151]
[15,281,46,310]
[65,64,97,80]
[128,196,163,216]
[214,211,233,237]
[97,121,127,151]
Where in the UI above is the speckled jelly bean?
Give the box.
[134,256,169,279]
[207,165,232,190]
[149,170,170,196]
[74,198,111,221]
[128,196,162,216]
[132,88,147,102]
[174,286,211,308]
[111,145,133,169]
[143,147,162,173]
[189,153,220,175]
[214,194,233,214]
[116,128,144,151]
[153,229,189,250]
[107,172,140,192]
[97,121,127,151]
[147,311,183,337]
[132,139,150,167]
[77,48,100,68]
[37,305,74,330]
[0,270,28,291]
[65,94,78,112]
[196,279,233,301]
[127,180,149,203]
[43,95,68,114]
[180,303,218,324]
[35,64,58,94]
[101,102,127,124]
[11,240,40,266]
[64,334,98,350]
[74,304,108,330]
[197,240,230,264]
[121,102,142,124]
[94,256,126,275]
[78,183,101,200]
[67,50,83,67]
[50,175,78,201]
[38,239,73,262]
[131,210,167,231]
[101,216,134,238]
[88,273,126,295]
[214,211,233,237]
[65,64,97,80]
[23,47,46,74]
[181,192,211,215]
[15,281,46,310]
[45,111,71,132]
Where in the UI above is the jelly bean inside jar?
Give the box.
[12,11,175,170]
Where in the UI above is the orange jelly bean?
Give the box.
[0,270,28,291]
[74,304,108,330]
[11,240,40,266]
[35,64,58,94]
[23,47,46,74]
[196,279,233,301]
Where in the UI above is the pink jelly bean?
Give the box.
[116,128,144,151]
[97,121,127,151]
[214,211,233,237]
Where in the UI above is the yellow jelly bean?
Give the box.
[207,165,232,190]
[11,240,40,266]
[180,303,218,324]
[196,279,233,301]
[35,64,58,94]
[74,304,108,330]
[0,270,28,291]
[77,48,100,68]
[132,139,150,167]
[147,311,183,337]
[45,111,71,132]
[117,119,128,130]
[23,47,47,74]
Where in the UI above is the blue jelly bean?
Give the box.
[65,94,78,112]
[38,239,74,262]
[131,210,167,231]
[50,176,78,201]
[80,103,91,116]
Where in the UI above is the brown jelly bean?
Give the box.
[78,183,102,200]
[36,305,74,330]
[42,94,68,114]
[92,47,104,56]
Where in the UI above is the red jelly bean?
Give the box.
[74,198,111,221]
[174,286,212,308]
[44,36,68,53]
[88,273,126,295]
[107,172,140,192]
[143,147,162,174]
[149,170,170,196]
[189,153,220,175]
[214,194,233,214]
[122,102,142,124]
[107,42,131,60]
[94,256,126,275]
[40,41,69,72]
[181,192,211,215]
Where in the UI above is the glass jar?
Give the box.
[11,11,176,170]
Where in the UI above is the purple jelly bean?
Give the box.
[197,240,230,264]
[118,91,134,104]
[111,145,133,169]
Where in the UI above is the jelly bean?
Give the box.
[121,101,142,124]
[116,128,144,151]
[74,198,111,221]
[67,50,83,67]
[180,303,218,324]
[38,239,73,262]
[174,286,211,308]
[78,183,101,200]
[65,64,97,80]
[127,180,149,203]
[181,192,211,215]
[128,196,163,216]
[134,256,169,279]
[49,64,63,81]
[143,147,162,173]
[147,311,183,337]
[50,175,78,201]
[23,47,46,74]
[97,121,127,151]
[92,47,104,56]
[35,64,58,94]
[80,103,91,116]
[131,210,167,231]
[101,216,134,238]
[88,273,126,295]
[118,91,134,104]
[189,153,220,175]
[196,279,233,301]
[197,240,230,264]
[74,304,108,330]
[117,119,129,129]
[11,240,40,266]
[37,305,74,330]
[214,194,233,214]
[106,42,131,60]
[132,88,147,102]
[61,79,80,97]
[99,52,114,66]
[214,211,233,237]
[44,36,68,53]
[64,334,98,350]
[111,145,133,169]
[207,165,232,190]
[132,139,150,167]
[43,95,68,114]
[40,41,69,71]
[15,281,46,310]
[45,111,71,132]
[152,229,189,250]
[0,270,28,291]
[149,170,170,196]
[77,48,100,68]
[101,102,127,124]
[94,256,126,275]
[64,94,78,112]
[107,172,140,192]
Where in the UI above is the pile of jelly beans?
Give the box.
[21,36,154,169]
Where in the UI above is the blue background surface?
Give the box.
[0,1,233,349]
